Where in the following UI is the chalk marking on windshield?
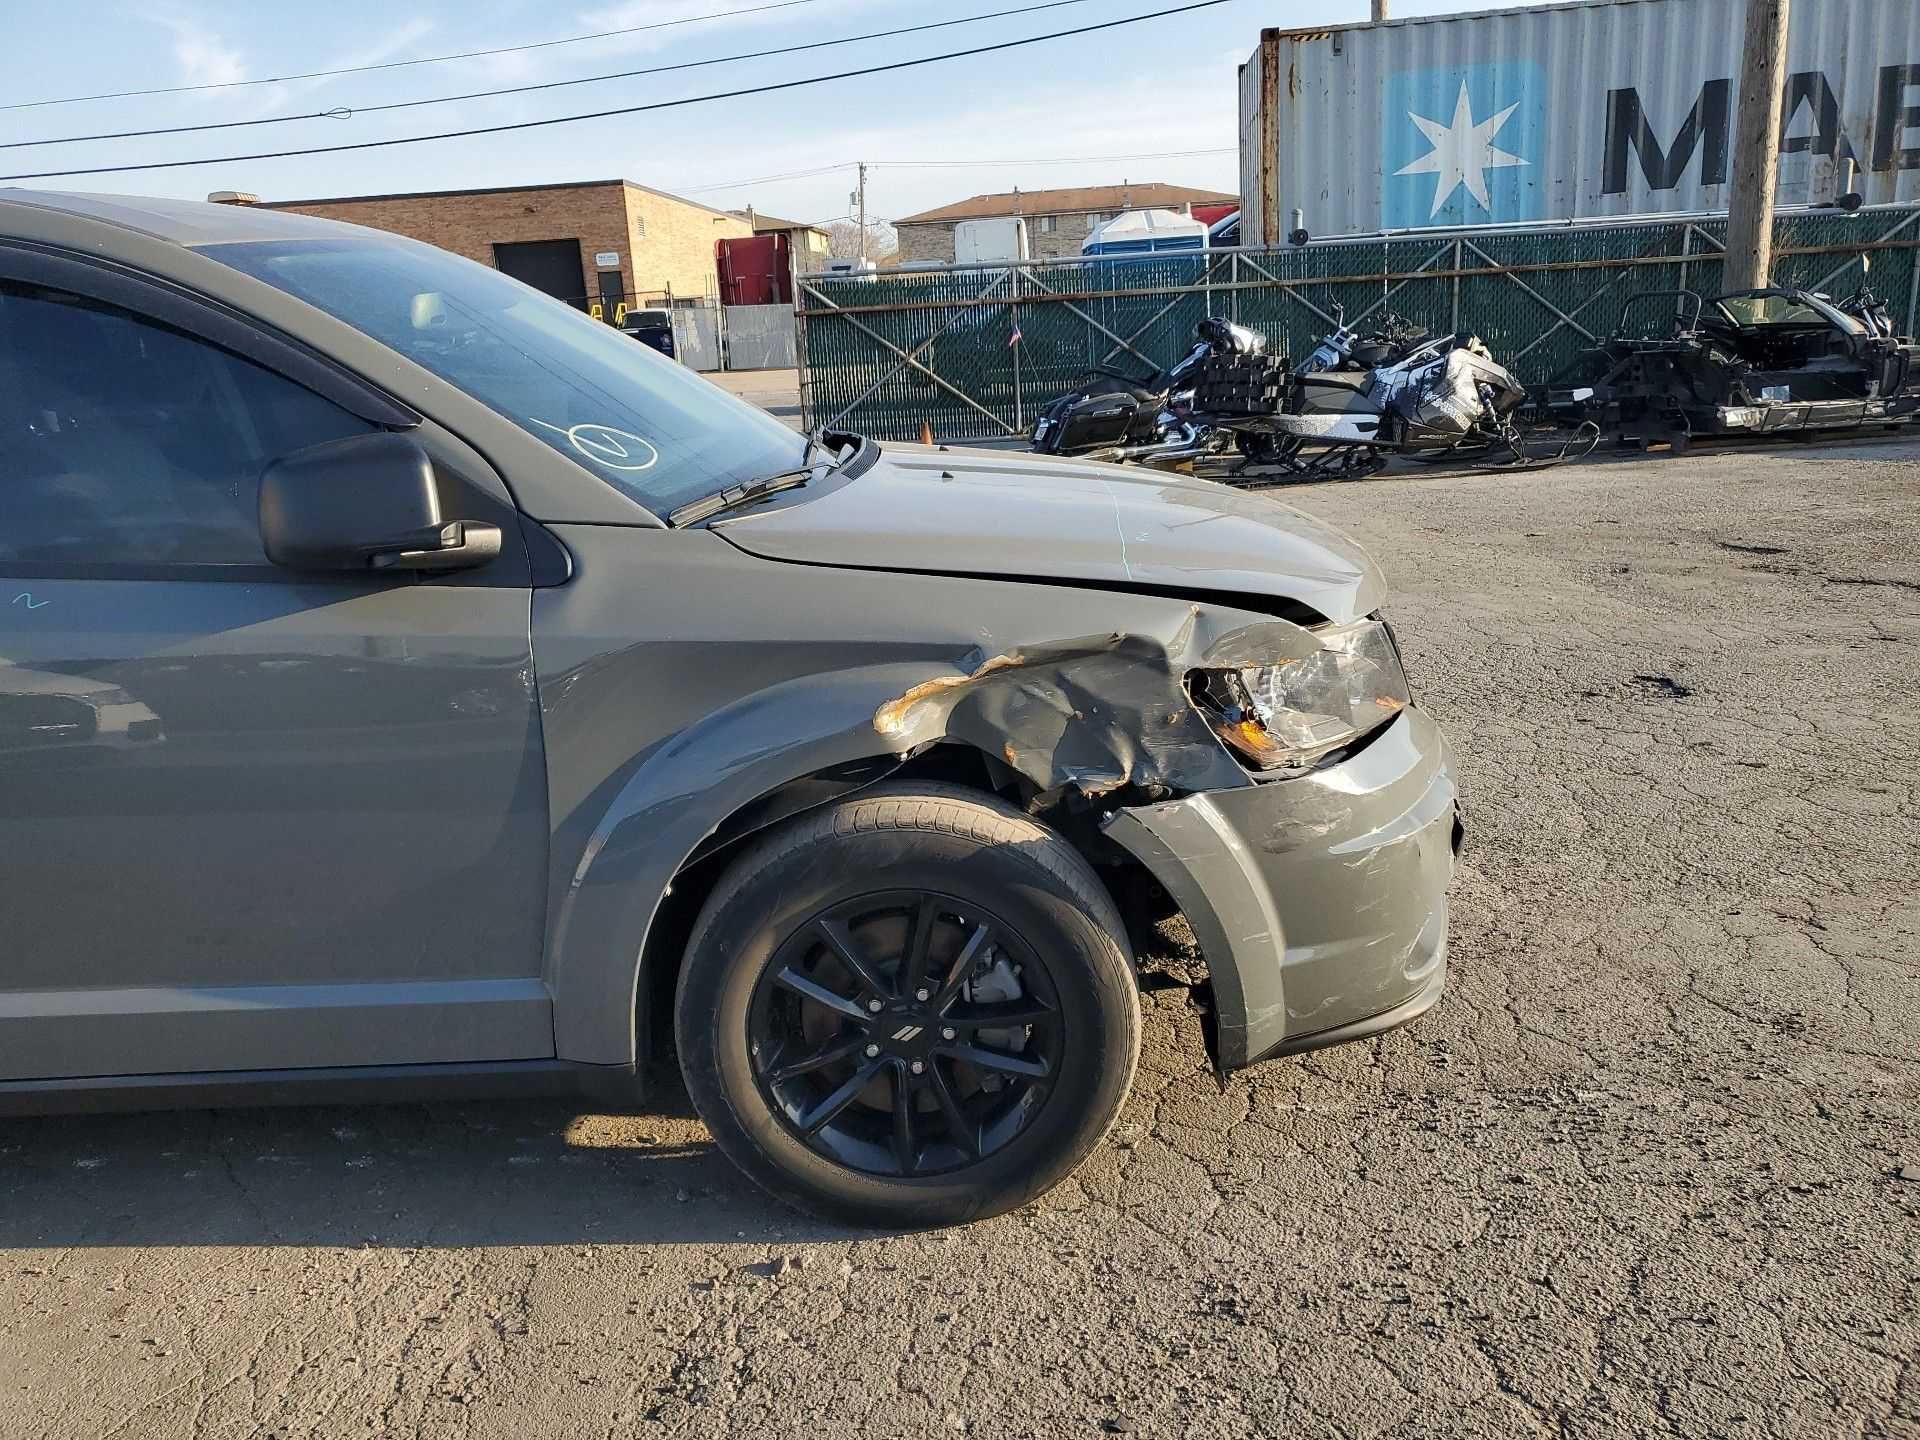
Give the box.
[528,417,660,473]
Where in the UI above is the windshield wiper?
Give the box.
[668,441,841,527]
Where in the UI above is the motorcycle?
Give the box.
[1028,317,1274,466]
[1229,308,1595,479]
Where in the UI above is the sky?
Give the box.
[0,0,1531,228]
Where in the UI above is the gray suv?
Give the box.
[0,193,1459,1227]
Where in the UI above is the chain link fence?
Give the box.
[796,206,1920,442]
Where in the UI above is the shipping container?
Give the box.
[716,232,793,307]
[1239,0,1920,244]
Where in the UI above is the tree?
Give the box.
[824,218,897,262]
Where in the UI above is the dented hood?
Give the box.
[711,444,1384,622]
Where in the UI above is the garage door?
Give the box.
[492,240,587,309]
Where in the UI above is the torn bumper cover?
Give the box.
[1103,708,1459,1071]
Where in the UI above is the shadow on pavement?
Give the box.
[0,1071,863,1250]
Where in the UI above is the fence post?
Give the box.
[793,289,812,432]
[1011,263,1024,433]
[1451,237,1462,331]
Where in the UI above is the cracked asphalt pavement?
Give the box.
[2,439,1916,1439]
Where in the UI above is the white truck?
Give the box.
[953,217,1030,266]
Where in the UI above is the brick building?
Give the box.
[257,179,752,312]
[893,182,1238,264]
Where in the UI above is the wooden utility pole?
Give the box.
[1724,0,1790,290]
[1371,0,1387,19]
[855,162,869,261]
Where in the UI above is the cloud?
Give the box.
[151,9,247,88]
[569,0,890,59]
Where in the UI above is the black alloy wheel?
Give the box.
[675,782,1140,1228]
[747,891,1061,1179]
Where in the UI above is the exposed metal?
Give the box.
[1239,0,1920,246]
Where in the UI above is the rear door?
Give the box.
[0,249,552,1081]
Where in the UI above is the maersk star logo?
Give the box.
[1381,63,1545,228]
[1395,81,1528,218]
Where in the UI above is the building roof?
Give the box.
[896,183,1238,226]
[731,209,827,235]
[261,177,746,224]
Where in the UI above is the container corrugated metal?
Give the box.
[1239,0,1920,244]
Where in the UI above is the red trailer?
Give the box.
[716,233,793,307]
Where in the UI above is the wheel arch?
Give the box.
[544,663,1026,1070]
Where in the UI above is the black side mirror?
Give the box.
[259,432,502,574]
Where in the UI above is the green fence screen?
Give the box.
[796,206,1920,443]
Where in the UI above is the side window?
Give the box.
[0,280,374,569]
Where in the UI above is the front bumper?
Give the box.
[1103,708,1458,1070]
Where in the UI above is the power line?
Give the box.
[682,163,858,193]
[0,0,842,114]
[0,0,1241,183]
[678,149,1236,196]
[4,0,1112,151]
[873,146,1236,168]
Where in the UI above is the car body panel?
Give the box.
[713,444,1384,623]
[0,571,553,1080]
[1104,708,1457,1068]
[531,527,1326,1065]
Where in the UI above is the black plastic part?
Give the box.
[519,517,575,587]
[260,432,500,574]
[0,1060,644,1116]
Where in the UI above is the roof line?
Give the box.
[264,176,747,224]
[895,184,1237,226]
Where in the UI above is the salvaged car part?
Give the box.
[1546,283,1920,444]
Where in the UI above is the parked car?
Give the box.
[620,306,676,360]
[0,192,1461,1228]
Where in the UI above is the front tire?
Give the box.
[675,783,1140,1228]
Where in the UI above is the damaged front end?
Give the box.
[869,607,1460,1073]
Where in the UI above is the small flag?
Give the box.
[1008,321,1022,348]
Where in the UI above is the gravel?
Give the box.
[1,439,1915,1439]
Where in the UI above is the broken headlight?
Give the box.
[1189,619,1410,771]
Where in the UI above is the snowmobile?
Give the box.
[1227,310,1594,479]
[1027,318,1282,466]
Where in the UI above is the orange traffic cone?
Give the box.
[919,420,935,447]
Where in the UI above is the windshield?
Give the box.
[202,236,806,514]
[1717,292,1864,334]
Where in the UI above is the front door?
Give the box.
[0,264,552,1080]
